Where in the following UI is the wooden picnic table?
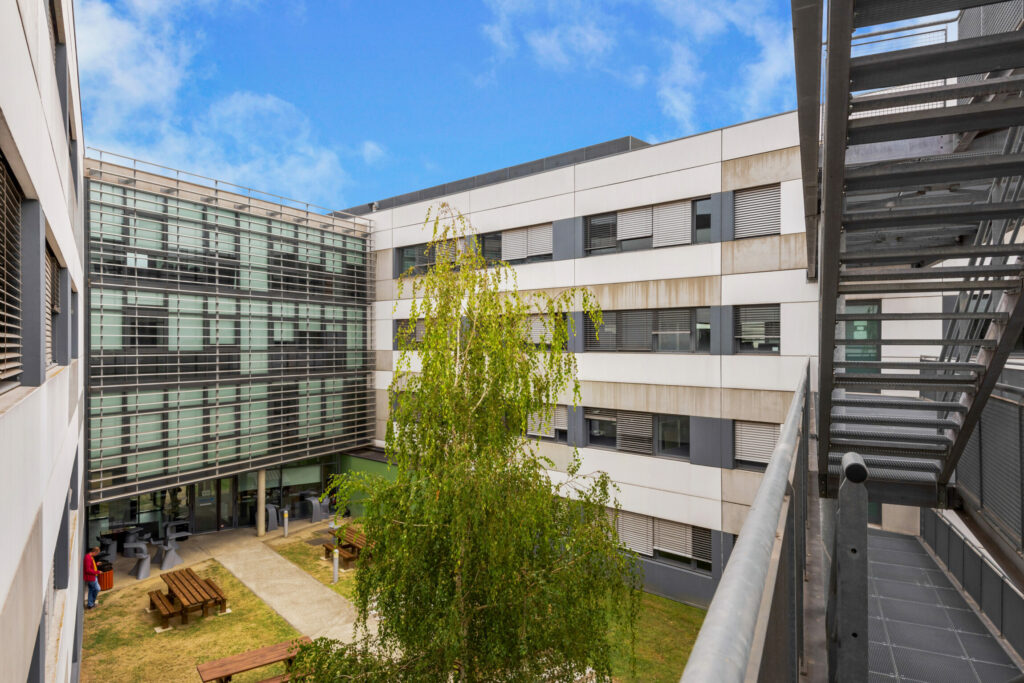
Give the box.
[160,567,225,623]
[196,636,312,682]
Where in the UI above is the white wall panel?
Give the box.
[721,355,810,392]
[469,193,575,233]
[367,208,393,234]
[392,193,471,229]
[574,131,721,191]
[469,166,573,213]
[575,242,721,286]
[722,269,817,305]
[577,352,721,387]
[780,178,804,235]
[780,301,819,356]
[721,112,799,160]
[574,164,722,217]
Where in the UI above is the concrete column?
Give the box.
[256,469,266,537]
[20,200,46,386]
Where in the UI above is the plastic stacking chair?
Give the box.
[124,541,151,580]
[265,504,279,532]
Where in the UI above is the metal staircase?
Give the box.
[800,0,1024,505]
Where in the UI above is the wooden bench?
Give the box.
[205,578,229,614]
[336,525,368,553]
[196,636,312,682]
[147,590,181,630]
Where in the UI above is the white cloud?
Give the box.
[360,140,387,165]
[526,22,614,70]
[77,0,348,207]
[656,43,702,133]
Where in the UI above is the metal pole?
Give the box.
[283,509,289,538]
[333,548,339,584]
[832,452,868,682]
[256,469,266,537]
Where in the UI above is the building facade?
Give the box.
[84,155,376,542]
[0,0,87,680]
[347,112,819,606]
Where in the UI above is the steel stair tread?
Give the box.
[844,154,1024,193]
[851,0,996,29]
[831,396,967,413]
[827,452,941,473]
[840,243,1024,264]
[833,338,997,347]
[847,99,1024,146]
[842,200,1024,230]
[849,74,1024,113]
[839,264,1024,281]
[831,429,952,445]
[838,281,1020,294]
[833,360,985,371]
[834,311,1008,322]
[830,414,960,429]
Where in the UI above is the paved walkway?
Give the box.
[191,526,362,642]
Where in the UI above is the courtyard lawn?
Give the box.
[610,591,706,682]
[272,538,358,600]
[81,559,299,683]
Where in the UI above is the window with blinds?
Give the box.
[610,510,713,568]
[652,200,691,247]
[0,156,22,389]
[45,247,61,366]
[734,421,781,465]
[393,318,425,348]
[501,224,553,263]
[584,213,617,254]
[616,410,653,454]
[586,308,710,353]
[734,184,781,239]
[615,510,653,556]
[735,304,781,354]
[527,404,568,442]
[617,206,652,240]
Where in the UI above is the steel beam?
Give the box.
[791,0,824,279]
[850,31,1024,91]
[843,201,1024,229]
[839,264,1023,280]
[852,0,994,28]
[847,100,1024,146]
[816,0,855,496]
[838,281,1020,294]
[845,153,1024,192]
[841,243,1024,264]
[850,74,1024,113]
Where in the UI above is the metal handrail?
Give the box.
[680,361,809,682]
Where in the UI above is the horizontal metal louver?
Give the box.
[45,248,56,366]
[616,410,653,454]
[527,223,553,257]
[735,421,781,464]
[585,214,617,252]
[734,184,781,239]
[528,315,546,344]
[584,408,616,421]
[527,408,555,438]
[584,313,616,351]
[616,510,653,556]
[691,526,713,563]
[501,227,528,261]
[553,404,568,431]
[735,304,781,352]
[653,518,692,556]
[652,200,691,247]
[0,154,22,383]
[656,309,690,332]
[617,206,653,240]
[617,310,653,351]
[435,240,457,264]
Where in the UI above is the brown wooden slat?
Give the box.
[196,637,312,682]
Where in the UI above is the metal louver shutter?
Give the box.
[527,223,553,257]
[617,510,653,556]
[414,320,425,342]
[734,184,781,238]
[528,315,545,344]
[979,399,1022,541]
[957,427,982,504]
[527,408,555,438]
[652,200,691,247]
[0,156,22,384]
[735,305,781,351]
[584,312,616,351]
[735,421,781,464]
[44,248,56,366]
[616,411,653,454]
[586,214,617,252]
[617,206,653,240]
[501,228,528,261]
[653,518,692,556]
[436,240,457,264]
[553,405,568,431]
[691,526,713,563]
[617,310,653,351]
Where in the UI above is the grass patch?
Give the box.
[81,559,300,683]
[273,539,358,601]
[609,592,706,682]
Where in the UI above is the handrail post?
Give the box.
[828,452,868,682]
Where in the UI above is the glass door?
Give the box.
[218,478,236,530]
[194,480,218,533]
[845,300,881,392]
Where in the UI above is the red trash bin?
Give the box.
[97,561,114,591]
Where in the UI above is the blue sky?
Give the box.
[76,0,797,210]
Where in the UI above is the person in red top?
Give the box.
[83,547,101,608]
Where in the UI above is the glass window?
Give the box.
[587,417,617,448]
[657,415,690,458]
[480,232,501,263]
[692,198,712,244]
[735,305,781,354]
[695,307,711,352]
[585,214,618,254]
[619,236,652,252]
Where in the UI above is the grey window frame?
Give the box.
[734,304,781,355]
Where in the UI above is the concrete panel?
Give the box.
[373,317,393,352]
[574,446,722,503]
[779,232,808,270]
[577,353,721,388]
[468,166,573,212]
[374,350,393,372]
[722,355,811,392]
[721,268,818,305]
[721,501,751,535]
[781,301,819,357]
[575,242,721,287]
[721,112,800,160]
[780,178,804,235]
[575,164,722,217]
[720,387,793,424]
[375,248,393,281]
[721,146,801,191]
[722,234,782,275]
[367,207,393,234]
[374,278,395,302]
[470,193,575,233]
[392,193,470,230]
[537,441,575,472]
[375,419,388,442]
[1,509,42,683]
[722,468,764,507]
[574,130,721,191]
[582,275,721,310]
[581,380,723,418]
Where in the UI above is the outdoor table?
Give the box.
[160,567,223,623]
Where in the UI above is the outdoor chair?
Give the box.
[265,503,279,532]
[306,495,327,523]
[154,541,182,571]
[166,530,190,550]
[124,541,151,580]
